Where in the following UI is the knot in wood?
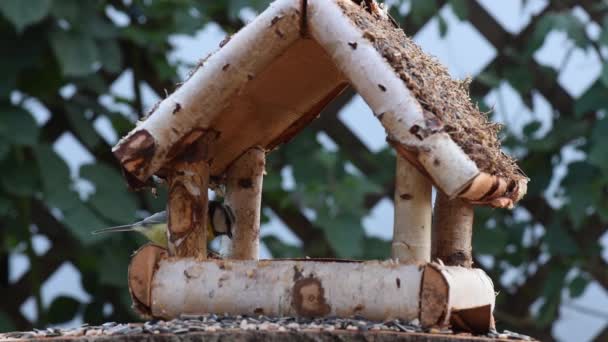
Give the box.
[292,277,331,317]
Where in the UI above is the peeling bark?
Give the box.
[459,172,528,209]
[167,139,211,258]
[128,244,167,317]
[307,0,480,198]
[113,130,156,181]
[392,155,432,263]
[226,147,266,260]
[127,252,496,333]
[148,258,422,321]
[111,0,303,183]
[421,263,495,332]
[432,192,474,268]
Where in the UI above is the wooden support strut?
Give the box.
[166,139,211,259]
[225,147,266,260]
[392,154,432,263]
[432,192,474,267]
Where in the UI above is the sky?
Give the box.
[8,1,608,341]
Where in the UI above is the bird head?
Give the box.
[209,201,235,239]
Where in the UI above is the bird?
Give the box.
[92,200,235,248]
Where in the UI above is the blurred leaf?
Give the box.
[0,311,15,333]
[449,0,468,20]
[544,224,578,256]
[317,212,364,258]
[80,270,101,295]
[50,30,99,76]
[537,295,559,328]
[529,13,588,55]
[601,63,608,88]
[537,268,567,327]
[562,162,602,228]
[83,301,104,325]
[80,163,138,223]
[361,237,390,259]
[98,39,123,73]
[437,14,447,38]
[51,0,80,23]
[504,65,534,94]
[62,202,109,244]
[172,7,203,34]
[263,235,303,258]
[522,121,542,139]
[588,117,608,173]
[228,0,248,20]
[98,246,129,287]
[600,15,608,46]
[47,296,81,324]
[65,104,101,148]
[476,70,501,89]
[123,26,167,46]
[0,197,14,217]
[473,226,508,255]
[410,0,438,26]
[0,155,39,197]
[0,0,51,33]
[574,81,608,117]
[568,275,589,298]
[0,107,39,146]
[0,138,10,161]
[33,145,79,210]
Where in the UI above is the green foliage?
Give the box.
[0,0,52,33]
[50,30,100,77]
[47,296,81,325]
[262,236,303,258]
[528,12,589,55]
[80,163,138,224]
[0,1,606,340]
[0,107,39,146]
[0,311,15,333]
[409,0,438,26]
[449,0,468,21]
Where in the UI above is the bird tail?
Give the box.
[92,224,136,234]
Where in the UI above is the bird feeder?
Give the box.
[113,0,528,334]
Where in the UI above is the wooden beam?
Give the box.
[226,147,266,260]
[167,139,211,258]
[432,192,474,267]
[392,155,432,263]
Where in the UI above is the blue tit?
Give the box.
[92,200,235,248]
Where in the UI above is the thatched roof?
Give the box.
[112,0,527,208]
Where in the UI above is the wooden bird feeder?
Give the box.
[113,0,528,334]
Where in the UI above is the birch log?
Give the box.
[392,155,432,262]
[167,139,210,258]
[128,248,496,332]
[225,147,265,260]
[432,192,474,267]
[307,0,479,198]
[111,0,347,183]
[421,263,495,332]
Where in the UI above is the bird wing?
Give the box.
[141,211,167,226]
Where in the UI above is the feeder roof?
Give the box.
[112,0,527,208]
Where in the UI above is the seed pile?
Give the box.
[0,314,533,340]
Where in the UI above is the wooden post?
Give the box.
[393,155,432,263]
[432,192,474,267]
[166,140,211,259]
[225,147,265,260]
